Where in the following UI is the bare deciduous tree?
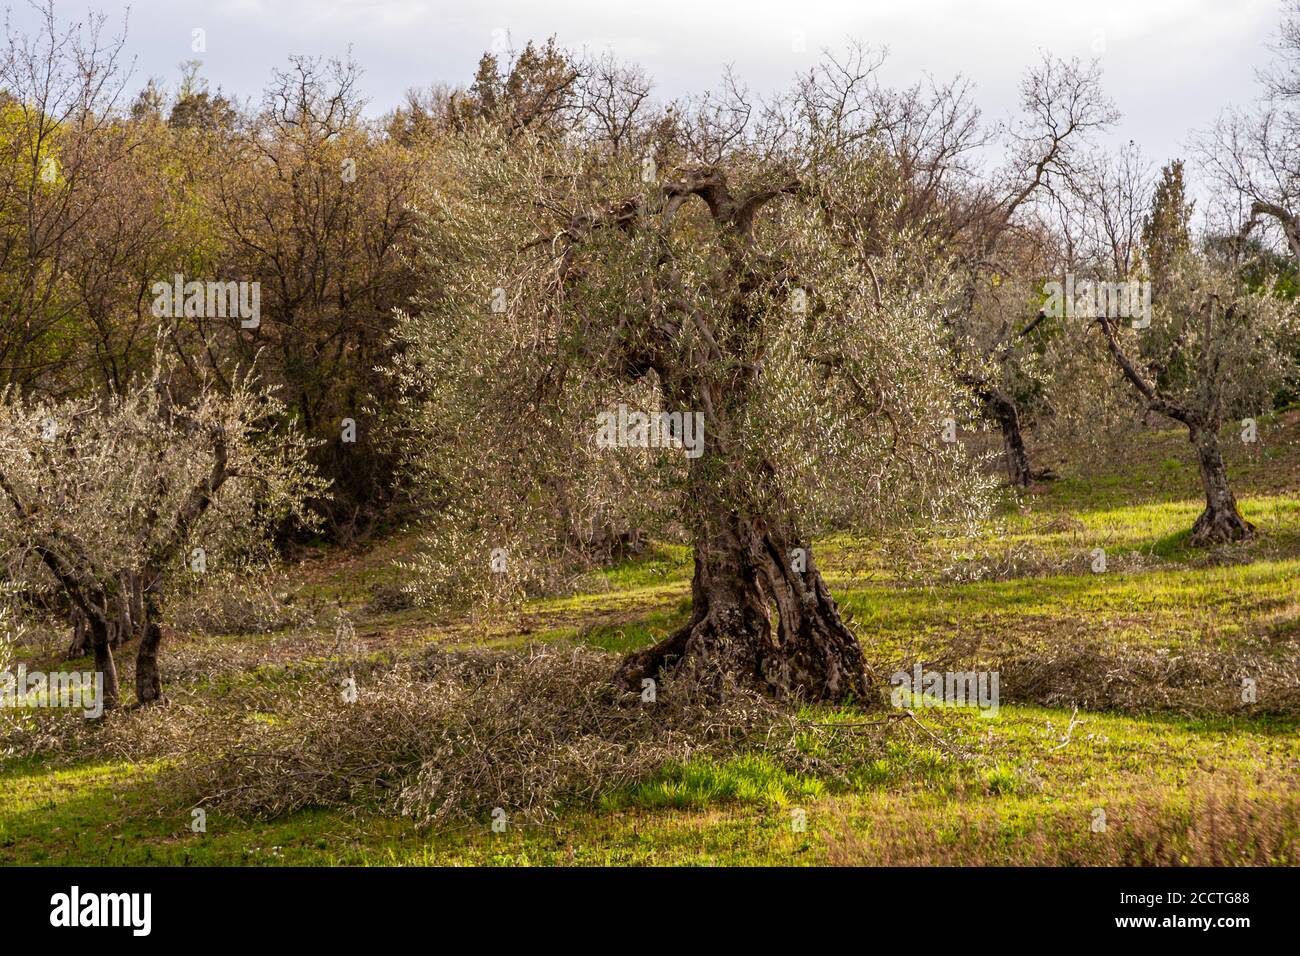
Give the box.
[0,0,135,394]
[1199,2,1300,264]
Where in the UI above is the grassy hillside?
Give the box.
[2,416,1298,866]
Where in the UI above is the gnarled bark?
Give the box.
[67,606,89,658]
[615,493,870,702]
[133,569,166,705]
[585,164,869,702]
[988,392,1032,487]
[88,615,120,710]
[1189,428,1255,545]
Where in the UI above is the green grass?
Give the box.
[3,704,1295,865]
[607,754,829,811]
[3,417,1298,865]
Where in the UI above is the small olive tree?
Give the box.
[0,360,324,707]
[1065,151,1298,544]
[1094,252,1296,543]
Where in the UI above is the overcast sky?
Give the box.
[6,0,1289,166]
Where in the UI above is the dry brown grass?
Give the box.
[166,569,324,637]
[997,641,1300,716]
[826,773,1300,865]
[143,645,804,826]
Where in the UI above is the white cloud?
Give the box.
[12,0,1286,165]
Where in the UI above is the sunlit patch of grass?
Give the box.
[574,604,689,653]
[591,543,692,591]
[980,762,1031,796]
[836,555,1300,664]
[606,754,827,811]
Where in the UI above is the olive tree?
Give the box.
[0,361,324,707]
[958,57,1118,487]
[1065,147,1298,544]
[1094,251,1296,544]
[390,66,991,702]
